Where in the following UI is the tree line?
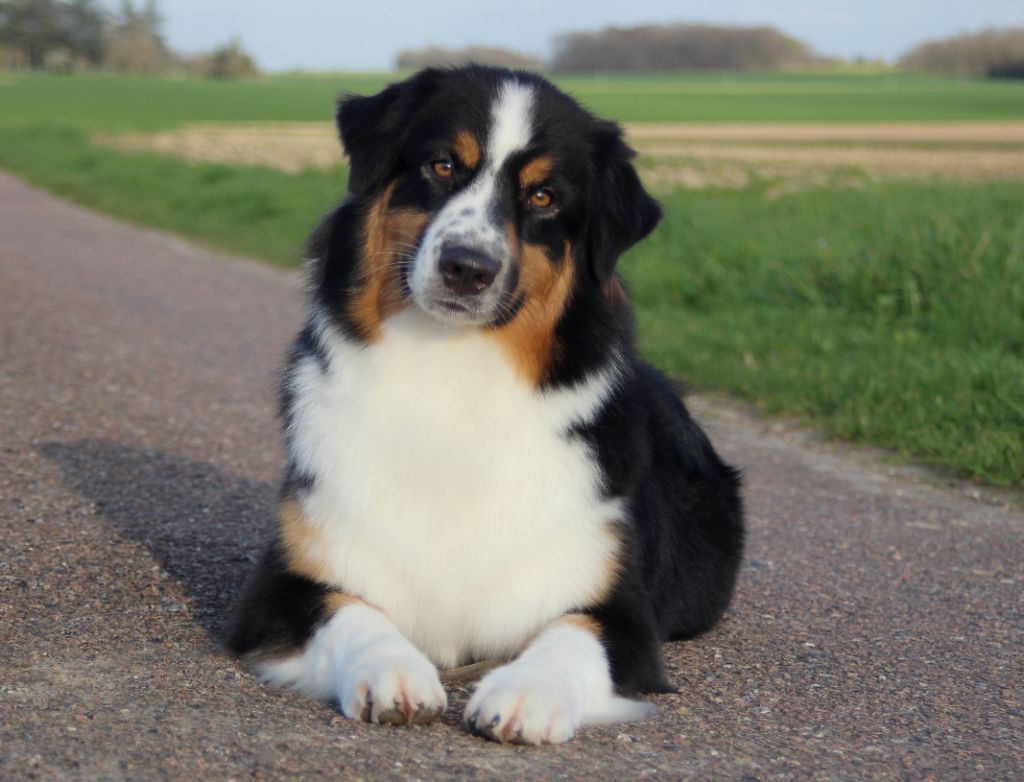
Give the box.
[900,27,1024,78]
[550,24,820,71]
[397,25,821,72]
[0,0,258,77]
[399,24,1024,77]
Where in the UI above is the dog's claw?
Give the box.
[500,719,520,743]
[376,707,405,725]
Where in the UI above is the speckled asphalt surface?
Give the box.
[1,171,1021,781]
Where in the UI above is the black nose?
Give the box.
[439,247,499,296]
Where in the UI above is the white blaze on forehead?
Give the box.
[408,79,536,319]
[486,80,535,169]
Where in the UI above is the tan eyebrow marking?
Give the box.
[453,130,482,169]
[519,155,554,190]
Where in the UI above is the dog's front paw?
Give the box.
[465,663,578,745]
[337,642,447,726]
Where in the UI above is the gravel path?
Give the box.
[1,171,1021,780]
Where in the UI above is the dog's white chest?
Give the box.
[287,311,622,667]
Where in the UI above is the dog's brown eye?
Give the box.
[529,188,554,209]
[431,159,454,179]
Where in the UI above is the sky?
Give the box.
[155,0,1024,72]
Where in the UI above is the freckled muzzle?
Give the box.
[410,196,516,326]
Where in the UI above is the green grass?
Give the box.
[628,180,1024,486]
[0,125,344,264]
[1,70,1022,485]
[0,72,394,131]
[557,71,1024,122]
[2,70,1024,130]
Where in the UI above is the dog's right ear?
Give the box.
[336,69,440,195]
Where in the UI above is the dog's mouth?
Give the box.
[414,292,496,327]
[410,259,514,328]
[414,286,528,330]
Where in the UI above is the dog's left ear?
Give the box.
[582,122,662,282]
[336,69,439,195]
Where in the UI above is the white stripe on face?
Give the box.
[410,80,536,325]
[487,81,536,171]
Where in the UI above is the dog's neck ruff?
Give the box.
[285,309,625,667]
[311,308,621,430]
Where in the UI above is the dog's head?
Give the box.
[332,66,660,377]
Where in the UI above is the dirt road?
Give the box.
[1,172,1021,780]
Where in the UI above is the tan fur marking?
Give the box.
[350,183,429,341]
[280,502,382,617]
[323,591,389,618]
[490,238,575,385]
[517,611,607,659]
[559,613,603,637]
[519,155,554,190]
[453,130,482,169]
[279,498,334,584]
[324,591,365,614]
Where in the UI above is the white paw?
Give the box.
[337,642,447,725]
[465,662,578,745]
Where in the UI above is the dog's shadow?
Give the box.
[40,439,275,640]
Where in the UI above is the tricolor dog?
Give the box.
[228,65,744,745]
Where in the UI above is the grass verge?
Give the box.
[0,126,343,264]
[1,126,1020,486]
[631,180,1023,486]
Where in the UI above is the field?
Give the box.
[1,71,1022,485]
[4,71,1024,129]
[92,120,1024,191]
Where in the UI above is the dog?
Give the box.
[227,65,744,745]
